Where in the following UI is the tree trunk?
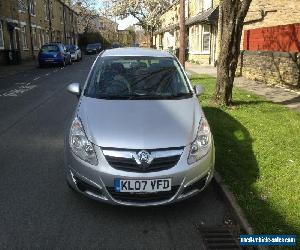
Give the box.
[179,0,186,68]
[214,0,252,106]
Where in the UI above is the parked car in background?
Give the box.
[85,43,102,54]
[66,45,82,61]
[111,42,121,49]
[38,43,72,67]
[131,43,140,47]
[65,48,215,206]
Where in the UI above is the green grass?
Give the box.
[190,74,300,241]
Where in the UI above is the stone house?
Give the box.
[154,0,300,88]
[0,0,78,65]
[153,2,180,52]
[153,0,219,65]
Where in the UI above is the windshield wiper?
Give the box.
[161,93,193,99]
[94,95,132,100]
[127,93,193,100]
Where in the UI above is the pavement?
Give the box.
[186,62,300,113]
[0,56,237,249]
[0,60,37,80]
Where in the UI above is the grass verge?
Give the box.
[190,74,300,241]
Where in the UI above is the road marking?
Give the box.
[0,85,37,97]
[45,73,50,76]
[16,82,28,85]
[33,76,41,81]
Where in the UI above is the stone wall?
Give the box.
[239,50,300,88]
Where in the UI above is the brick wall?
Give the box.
[242,0,300,50]
[239,50,300,87]
[244,24,300,52]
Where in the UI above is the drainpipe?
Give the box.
[26,0,34,58]
[48,0,52,41]
[63,5,66,43]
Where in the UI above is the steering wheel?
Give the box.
[106,79,131,95]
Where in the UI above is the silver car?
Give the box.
[65,48,215,206]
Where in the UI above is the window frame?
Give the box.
[203,0,212,10]
[201,24,211,53]
[21,25,28,50]
[0,21,4,49]
[195,0,203,13]
[44,0,50,21]
[29,0,36,16]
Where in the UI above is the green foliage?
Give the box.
[191,75,300,241]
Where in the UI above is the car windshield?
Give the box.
[66,45,76,51]
[41,45,59,52]
[84,56,192,100]
[87,44,98,49]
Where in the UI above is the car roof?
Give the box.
[102,48,173,58]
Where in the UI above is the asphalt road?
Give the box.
[0,55,235,249]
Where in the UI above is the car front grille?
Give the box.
[106,186,180,203]
[103,147,183,173]
[105,155,181,173]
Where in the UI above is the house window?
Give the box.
[45,31,49,43]
[195,0,203,13]
[40,30,45,46]
[60,7,63,23]
[189,27,193,51]
[195,25,200,50]
[0,21,4,49]
[18,0,27,12]
[29,0,36,16]
[185,0,189,18]
[50,3,54,19]
[203,0,212,10]
[37,28,41,48]
[202,24,210,52]
[21,25,28,49]
[44,0,50,20]
[32,27,37,48]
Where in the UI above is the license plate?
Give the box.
[46,59,54,62]
[114,178,171,193]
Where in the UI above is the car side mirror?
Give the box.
[67,83,81,97]
[194,85,204,96]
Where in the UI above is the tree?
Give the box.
[102,0,173,46]
[179,0,185,68]
[72,0,99,33]
[214,0,252,106]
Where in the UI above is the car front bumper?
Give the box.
[65,143,215,206]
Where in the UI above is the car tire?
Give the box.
[61,59,66,67]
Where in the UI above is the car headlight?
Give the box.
[188,117,212,165]
[69,117,98,165]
